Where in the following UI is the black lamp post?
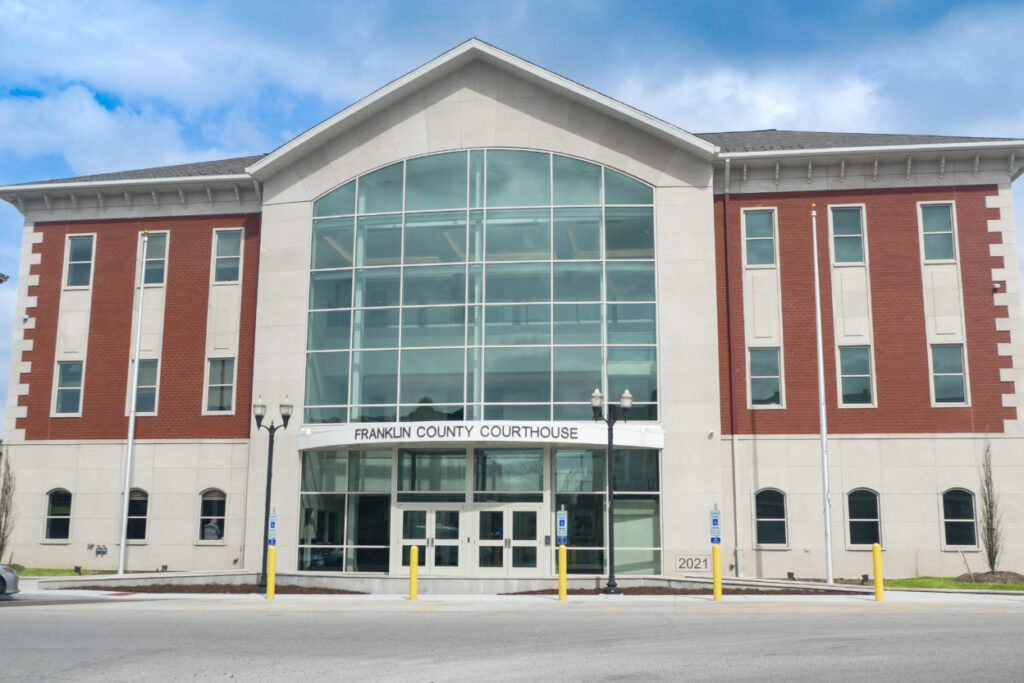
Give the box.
[590,385,633,595]
[253,394,292,589]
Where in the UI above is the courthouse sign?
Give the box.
[297,421,664,451]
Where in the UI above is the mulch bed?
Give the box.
[67,584,366,595]
[955,571,1024,584]
[506,587,835,596]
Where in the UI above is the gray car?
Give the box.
[0,564,19,596]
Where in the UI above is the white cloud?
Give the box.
[0,86,234,176]
[616,67,886,134]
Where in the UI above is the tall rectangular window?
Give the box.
[143,232,168,285]
[55,361,83,414]
[66,235,94,287]
[749,347,782,406]
[921,204,955,261]
[932,344,966,404]
[839,346,873,405]
[135,359,159,413]
[743,210,775,266]
[206,358,235,412]
[213,230,243,282]
[831,207,864,263]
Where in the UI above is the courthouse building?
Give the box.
[3,40,1024,584]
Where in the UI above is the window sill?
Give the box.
[201,410,237,417]
[50,413,83,418]
[41,539,71,545]
[838,403,876,410]
[195,540,227,546]
[753,545,790,551]
[931,403,971,409]
[846,545,882,551]
[210,280,241,286]
[941,546,980,553]
[749,404,786,410]
[832,261,867,268]
[126,540,148,546]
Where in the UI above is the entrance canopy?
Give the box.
[297,420,664,451]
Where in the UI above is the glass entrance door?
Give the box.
[475,505,546,576]
[394,506,464,575]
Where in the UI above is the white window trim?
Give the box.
[196,488,228,545]
[836,345,878,409]
[845,488,882,550]
[827,203,869,267]
[753,488,789,549]
[139,230,170,288]
[202,356,238,416]
[747,346,785,410]
[210,227,245,285]
[916,200,959,264]
[43,488,73,542]
[51,359,85,417]
[740,207,779,269]
[938,488,980,551]
[125,488,149,542]
[63,233,96,290]
[125,357,160,416]
[928,343,971,408]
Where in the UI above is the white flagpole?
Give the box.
[811,204,835,584]
[118,231,148,575]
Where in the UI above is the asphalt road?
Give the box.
[2,589,1024,681]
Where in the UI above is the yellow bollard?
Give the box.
[558,544,567,601]
[409,545,419,601]
[872,542,884,602]
[266,544,276,600]
[712,544,722,601]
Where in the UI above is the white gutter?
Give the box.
[0,174,252,195]
[718,139,1024,161]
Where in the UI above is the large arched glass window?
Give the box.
[306,150,657,424]
[46,489,72,539]
[126,489,148,540]
[848,489,880,545]
[942,489,977,546]
[755,489,787,545]
[200,489,226,540]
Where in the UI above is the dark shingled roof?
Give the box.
[10,129,1021,188]
[19,154,267,186]
[696,129,1016,153]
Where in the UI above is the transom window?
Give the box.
[55,361,84,415]
[306,150,657,424]
[749,347,782,406]
[755,489,787,545]
[126,489,148,540]
[743,210,775,266]
[831,206,864,263]
[143,232,168,284]
[942,489,977,546]
[213,230,243,282]
[931,344,966,404]
[921,203,955,261]
[839,346,873,405]
[66,235,94,287]
[848,489,880,546]
[46,489,72,540]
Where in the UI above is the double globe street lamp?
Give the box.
[590,386,633,595]
[253,395,293,589]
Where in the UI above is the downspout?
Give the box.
[722,159,743,577]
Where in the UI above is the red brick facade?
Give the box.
[18,214,261,440]
[716,185,1014,435]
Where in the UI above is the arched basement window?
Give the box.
[755,489,787,545]
[942,488,977,546]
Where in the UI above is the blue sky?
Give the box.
[0,0,1022,435]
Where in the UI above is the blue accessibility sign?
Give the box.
[268,538,276,546]
[711,537,721,544]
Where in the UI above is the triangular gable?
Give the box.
[246,38,717,180]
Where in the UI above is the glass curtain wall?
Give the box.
[306,150,658,424]
[298,450,392,571]
[554,448,661,575]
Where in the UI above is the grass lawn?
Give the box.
[886,576,1024,591]
[17,567,109,577]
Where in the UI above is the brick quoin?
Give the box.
[716,185,1013,435]
[18,213,261,440]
